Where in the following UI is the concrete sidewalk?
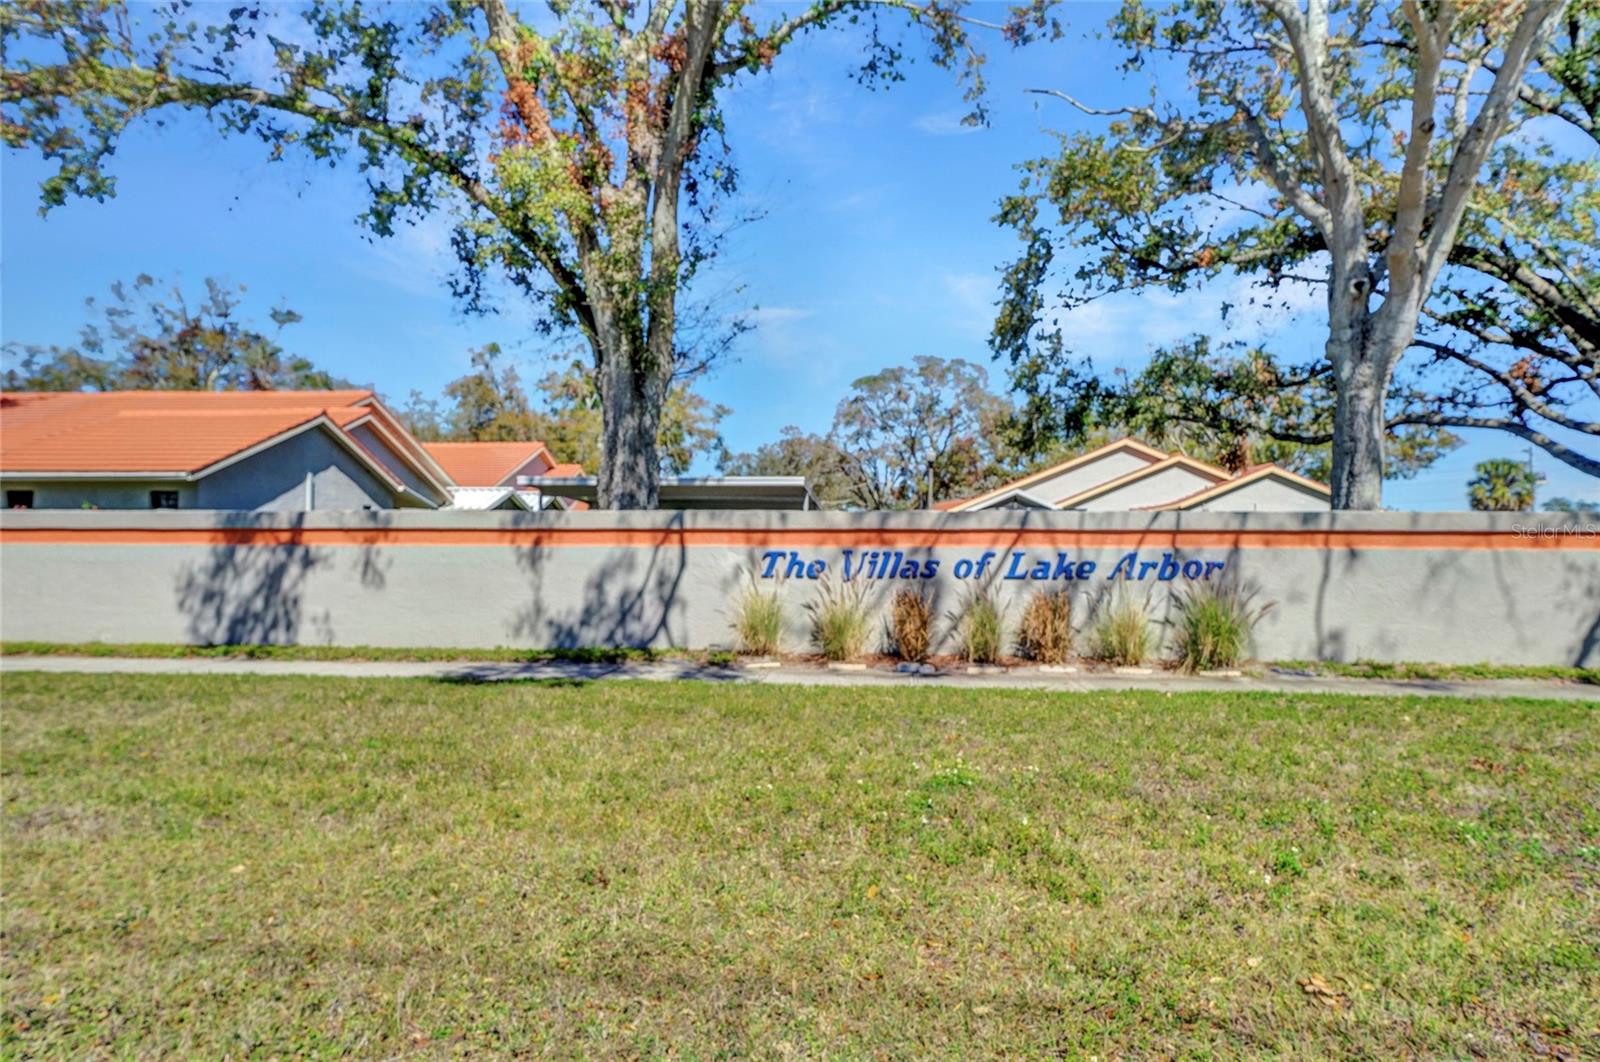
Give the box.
[2,654,1595,701]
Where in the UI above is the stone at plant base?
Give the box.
[827,661,868,671]
[740,658,782,669]
[1112,666,1155,675]
[895,661,922,673]
[1038,664,1078,674]
[917,663,939,675]
[1198,668,1244,678]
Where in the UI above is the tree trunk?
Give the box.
[1329,350,1388,510]
[597,346,666,509]
[1325,251,1389,510]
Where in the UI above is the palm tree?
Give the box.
[1467,459,1537,512]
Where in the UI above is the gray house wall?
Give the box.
[0,480,199,510]
[193,428,399,511]
[1,510,1595,666]
[3,428,400,512]
[345,423,443,505]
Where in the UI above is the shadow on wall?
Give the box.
[719,510,1147,656]
[509,512,690,649]
[174,512,392,646]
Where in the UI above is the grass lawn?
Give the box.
[2,675,1596,1057]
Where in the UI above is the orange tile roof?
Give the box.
[0,390,379,474]
[544,462,586,478]
[423,441,552,487]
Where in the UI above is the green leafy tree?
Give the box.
[1,0,1030,507]
[405,349,728,473]
[2,275,336,392]
[1467,457,1538,511]
[525,360,729,474]
[1096,337,1460,480]
[724,426,858,508]
[993,0,1574,508]
[727,355,1020,509]
[441,344,544,442]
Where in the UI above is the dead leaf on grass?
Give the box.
[1297,974,1350,1010]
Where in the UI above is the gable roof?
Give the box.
[422,441,554,487]
[940,438,1168,512]
[0,390,453,506]
[951,486,1058,512]
[1054,453,1231,509]
[1152,463,1332,510]
[0,390,378,475]
[445,486,542,511]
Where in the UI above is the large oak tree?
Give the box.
[993,0,1583,508]
[2,0,1023,507]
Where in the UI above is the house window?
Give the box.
[149,490,180,510]
[6,490,34,510]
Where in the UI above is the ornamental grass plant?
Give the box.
[888,589,934,662]
[1173,580,1274,671]
[1017,589,1073,664]
[1093,592,1153,666]
[956,587,1004,664]
[809,578,872,662]
[730,581,785,656]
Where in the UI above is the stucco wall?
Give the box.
[1074,465,1219,511]
[1,480,199,510]
[1189,478,1329,512]
[345,423,443,505]
[2,429,400,512]
[0,510,1595,665]
[194,428,399,511]
[1028,451,1154,505]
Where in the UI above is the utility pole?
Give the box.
[1526,444,1545,508]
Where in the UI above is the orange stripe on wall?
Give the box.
[0,527,1595,550]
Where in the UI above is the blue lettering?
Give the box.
[806,559,826,579]
[1076,561,1097,579]
[1108,552,1139,580]
[1157,552,1180,581]
[1204,560,1226,580]
[760,550,785,579]
[1005,551,1029,579]
[921,559,941,578]
[953,558,974,579]
[1182,559,1203,579]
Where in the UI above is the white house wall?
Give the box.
[1028,451,1157,505]
[1188,478,1329,512]
[1072,465,1220,510]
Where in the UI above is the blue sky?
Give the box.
[2,2,1595,509]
